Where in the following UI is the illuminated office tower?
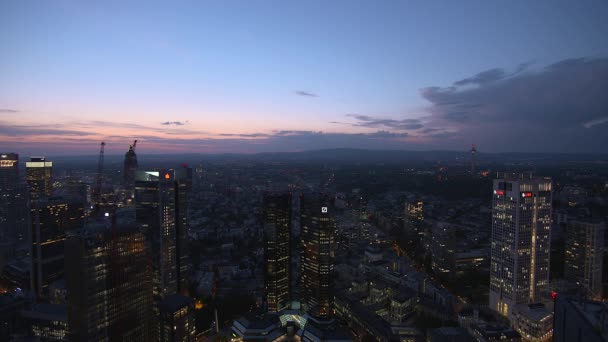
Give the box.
[263,192,292,312]
[564,219,605,300]
[159,294,196,342]
[66,211,154,341]
[300,193,335,319]
[31,196,84,299]
[0,153,26,241]
[26,157,53,199]
[489,173,552,318]
[135,167,191,298]
[0,153,19,191]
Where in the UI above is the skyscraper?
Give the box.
[65,210,154,341]
[26,157,53,199]
[263,192,292,312]
[123,140,138,188]
[564,219,605,300]
[0,153,26,242]
[0,153,18,192]
[31,196,84,300]
[300,193,335,319]
[135,167,192,298]
[489,173,552,318]
[159,294,196,342]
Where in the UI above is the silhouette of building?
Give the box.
[300,193,335,319]
[31,196,84,300]
[489,173,552,318]
[26,157,53,199]
[564,219,605,300]
[263,192,292,312]
[123,141,138,188]
[65,210,154,341]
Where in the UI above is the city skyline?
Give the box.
[2,1,608,155]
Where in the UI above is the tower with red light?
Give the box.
[489,172,553,319]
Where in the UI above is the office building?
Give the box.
[135,168,191,298]
[553,295,608,342]
[21,303,68,341]
[26,157,53,199]
[0,153,18,191]
[431,222,456,275]
[564,219,605,300]
[264,192,292,313]
[489,173,552,318]
[0,153,27,242]
[65,211,154,341]
[31,196,84,300]
[123,141,138,188]
[159,294,196,342]
[300,193,335,319]
[511,303,553,342]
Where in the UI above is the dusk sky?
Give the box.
[1,1,608,155]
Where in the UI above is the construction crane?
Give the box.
[132,139,137,151]
[95,142,105,211]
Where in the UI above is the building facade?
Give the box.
[489,173,552,318]
[300,193,335,319]
[26,157,53,199]
[135,168,192,298]
[264,192,292,312]
[159,294,196,342]
[564,219,605,300]
[31,196,84,300]
[65,213,154,341]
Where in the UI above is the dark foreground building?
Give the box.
[65,210,154,341]
[553,295,608,342]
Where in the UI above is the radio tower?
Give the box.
[470,143,477,176]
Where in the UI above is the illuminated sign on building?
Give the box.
[522,192,533,198]
[321,207,328,213]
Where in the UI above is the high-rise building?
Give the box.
[135,168,191,298]
[0,153,19,192]
[564,219,605,300]
[263,192,292,312]
[489,173,552,318]
[300,193,335,319]
[553,295,608,342]
[65,210,154,341]
[31,196,84,300]
[123,140,138,188]
[0,153,26,242]
[159,294,196,342]
[26,157,53,199]
[431,222,456,275]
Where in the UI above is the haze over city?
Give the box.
[2,1,608,155]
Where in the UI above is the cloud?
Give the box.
[219,133,270,138]
[0,109,19,113]
[295,90,319,97]
[582,117,608,129]
[453,68,507,87]
[161,121,187,126]
[417,57,608,152]
[345,114,424,130]
[0,122,97,137]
